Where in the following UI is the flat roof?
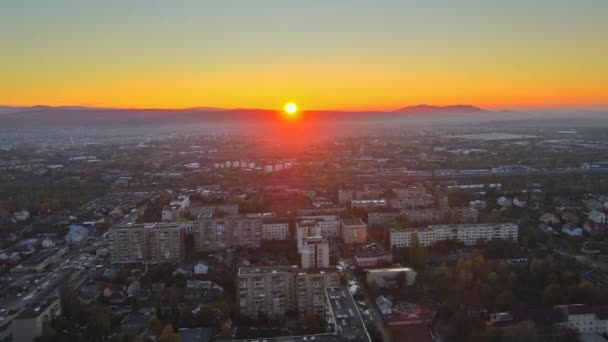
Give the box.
[340,218,366,226]
[238,266,337,276]
[16,296,59,319]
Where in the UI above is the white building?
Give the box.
[390,223,518,248]
[589,210,606,224]
[296,220,322,252]
[367,267,417,288]
[300,236,330,269]
[41,238,55,248]
[298,215,341,238]
[193,261,209,275]
[65,225,89,245]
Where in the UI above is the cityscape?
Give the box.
[1,1,608,342]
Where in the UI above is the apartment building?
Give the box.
[390,223,518,248]
[300,236,330,269]
[237,266,340,320]
[189,203,238,218]
[109,222,188,263]
[261,217,290,240]
[402,208,479,224]
[366,267,417,288]
[192,215,262,252]
[298,215,341,238]
[296,220,322,252]
[12,297,62,342]
[340,218,367,244]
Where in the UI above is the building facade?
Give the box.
[237,266,339,320]
[261,218,290,241]
[390,223,518,248]
[300,236,330,269]
[340,218,367,244]
[12,297,62,342]
[109,222,187,263]
[192,216,262,252]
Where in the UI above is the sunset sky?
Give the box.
[1,0,607,111]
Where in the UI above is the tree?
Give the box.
[502,321,539,342]
[396,271,407,288]
[89,304,111,341]
[369,279,380,298]
[303,313,324,334]
[149,316,163,336]
[158,324,179,342]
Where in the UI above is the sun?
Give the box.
[284,102,298,116]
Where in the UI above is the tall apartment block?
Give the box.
[237,266,340,320]
[109,222,188,263]
[300,236,330,269]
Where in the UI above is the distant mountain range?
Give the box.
[392,104,486,114]
[0,104,487,116]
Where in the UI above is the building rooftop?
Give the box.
[235,334,346,342]
[238,266,337,276]
[367,267,414,274]
[16,296,59,319]
[340,218,366,226]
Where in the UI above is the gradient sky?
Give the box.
[1,0,607,110]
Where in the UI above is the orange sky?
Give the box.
[1,1,607,110]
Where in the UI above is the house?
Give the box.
[584,199,604,212]
[193,261,209,275]
[513,198,527,208]
[13,210,30,222]
[540,213,560,225]
[562,211,580,224]
[561,223,583,237]
[584,222,608,237]
[376,296,393,316]
[65,224,89,244]
[589,210,606,224]
[497,197,512,208]
[41,238,55,248]
[0,232,18,243]
[102,284,127,304]
[469,200,487,209]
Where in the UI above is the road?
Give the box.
[340,259,392,342]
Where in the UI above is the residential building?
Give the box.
[340,218,367,244]
[589,210,606,224]
[261,217,290,240]
[65,224,89,245]
[189,203,238,218]
[376,296,393,316]
[12,297,61,342]
[351,199,387,210]
[354,249,393,268]
[390,223,518,248]
[109,222,188,263]
[325,287,372,342]
[366,267,417,288]
[237,266,339,320]
[402,208,479,224]
[191,215,262,252]
[300,236,330,269]
[368,212,401,228]
[296,220,322,252]
[298,215,341,238]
